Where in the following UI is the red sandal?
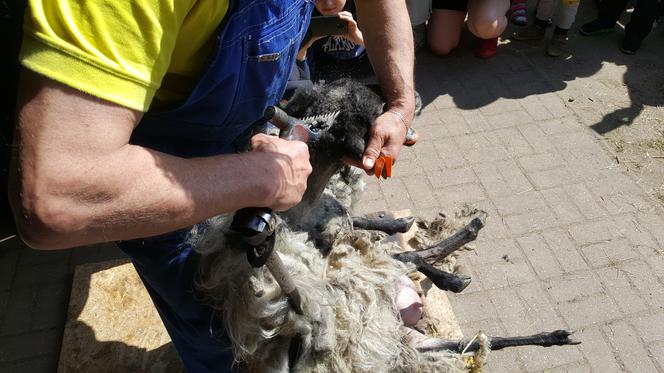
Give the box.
[475,37,498,59]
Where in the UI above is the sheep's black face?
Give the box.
[283,79,384,160]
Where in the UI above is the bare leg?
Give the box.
[427,9,467,55]
[466,0,510,39]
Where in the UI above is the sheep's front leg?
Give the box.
[351,215,416,235]
[393,252,472,293]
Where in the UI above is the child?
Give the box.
[427,0,510,59]
[298,0,372,83]
[288,0,423,114]
[512,0,581,57]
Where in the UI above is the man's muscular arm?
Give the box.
[355,0,415,169]
[9,71,311,250]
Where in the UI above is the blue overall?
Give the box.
[116,1,313,371]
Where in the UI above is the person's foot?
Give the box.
[546,34,567,57]
[579,19,615,36]
[475,37,498,59]
[513,23,546,41]
[620,35,641,54]
[510,0,528,26]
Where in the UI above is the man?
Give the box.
[9,0,414,371]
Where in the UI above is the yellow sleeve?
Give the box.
[19,0,217,112]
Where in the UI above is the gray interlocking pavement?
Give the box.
[1,1,663,371]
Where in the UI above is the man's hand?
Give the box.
[360,111,408,170]
[249,134,312,211]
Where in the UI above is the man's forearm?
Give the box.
[11,144,276,249]
[356,0,415,121]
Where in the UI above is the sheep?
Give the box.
[189,79,577,372]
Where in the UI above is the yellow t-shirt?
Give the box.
[20,0,229,112]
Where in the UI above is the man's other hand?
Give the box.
[250,134,312,211]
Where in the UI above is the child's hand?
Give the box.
[338,11,364,46]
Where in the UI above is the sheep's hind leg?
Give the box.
[413,329,580,353]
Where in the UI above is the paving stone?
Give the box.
[426,166,477,189]
[459,108,490,133]
[537,117,588,137]
[518,152,566,173]
[466,238,523,266]
[433,183,486,210]
[542,361,593,373]
[650,341,664,372]
[515,282,566,331]
[518,124,557,153]
[541,229,590,273]
[475,260,537,290]
[12,260,71,289]
[380,179,415,212]
[473,160,532,199]
[448,291,498,323]
[536,92,573,118]
[556,293,622,329]
[635,211,664,250]
[483,110,533,130]
[564,183,608,220]
[483,349,524,373]
[18,248,71,267]
[468,200,510,241]
[31,281,70,331]
[455,134,510,164]
[576,327,623,373]
[603,321,659,373]
[517,234,564,280]
[391,159,425,178]
[478,98,522,117]
[620,260,664,310]
[568,219,622,246]
[0,354,58,373]
[540,187,585,225]
[412,141,445,173]
[529,167,582,190]
[518,94,554,121]
[504,209,559,236]
[631,312,664,343]
[404,175,440,212]
[488,287,535,335]
[493,191,548,216]
[595,266,649,316]
[433,138,468,169]
[545,272,604,304]
[0,329,60,363]
[519,344,584,372]
[580,239,639,269]
[0,248,19,292]
[353,196,390,216]
[438,108,471,136]
[1,287,35,336]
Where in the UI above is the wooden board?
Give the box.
[58,260,183,373]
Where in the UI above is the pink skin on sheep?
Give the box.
[396,275,423,326]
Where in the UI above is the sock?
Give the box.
[534,18,550,28]
[554,26,569,36]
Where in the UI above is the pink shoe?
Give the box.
[475,37,498,59]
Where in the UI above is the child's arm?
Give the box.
[297,36,325,61]
[339,11,364,46]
